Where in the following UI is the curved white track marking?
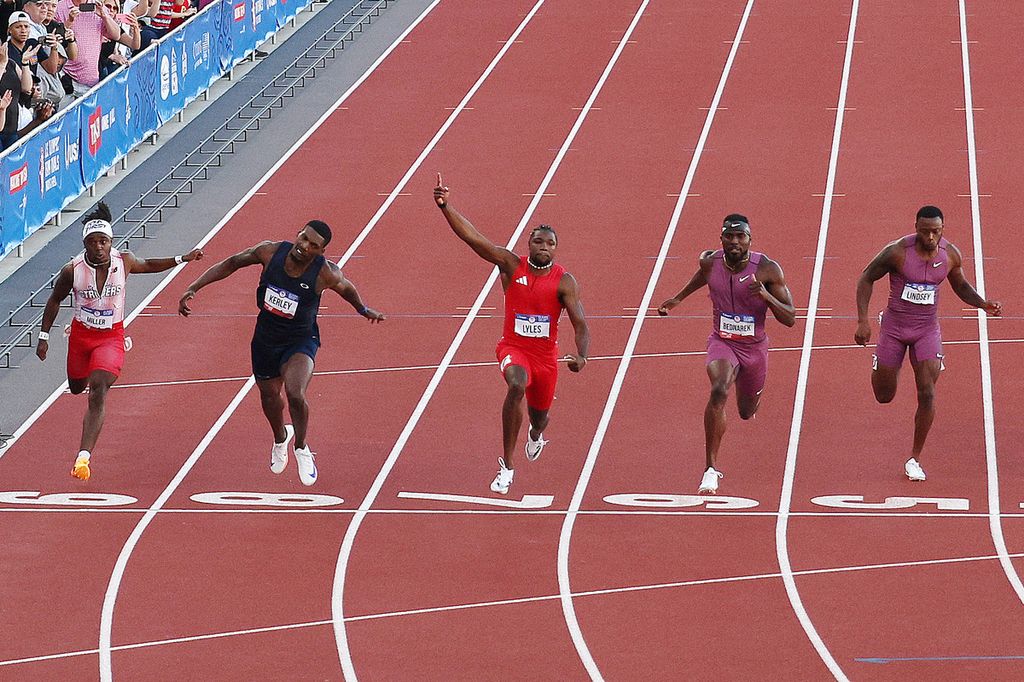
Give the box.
[555,3,752,679]
[95,3,446,679]
[330,3,652,678]
[958,0,1024,604]
[774,2,858,680]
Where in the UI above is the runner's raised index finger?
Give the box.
[436,172,443,187]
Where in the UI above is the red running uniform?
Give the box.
[495,256,566,410]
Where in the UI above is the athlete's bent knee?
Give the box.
[709,384,730,405]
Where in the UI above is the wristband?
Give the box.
[174,254,184,264]
[357,305,368,315]
[38,331,49,341]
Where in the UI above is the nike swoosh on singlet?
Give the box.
[739,275,751,282]
[932,261,942,267]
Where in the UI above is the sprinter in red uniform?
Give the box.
[434,174,590,494]
[659,215,795,495]
[36,202,203,481]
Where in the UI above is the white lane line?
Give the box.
[330,4,650,678]
[556,3,752,680]
[958,0,1024,605]
[95,3,448,680]
[0,507,1007,518]
[774,2,858,681]
[8,548,1021,670]
[103,335,1024,391]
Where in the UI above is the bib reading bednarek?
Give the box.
[81,306,115,329]
[514,313,551,338]
[900,282,937,305]
[263,284,300,319]
[718,312,755,339]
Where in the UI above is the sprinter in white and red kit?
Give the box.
[37,202,204,481]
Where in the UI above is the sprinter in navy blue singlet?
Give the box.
[179,221,385,486]
[252,241,326,380]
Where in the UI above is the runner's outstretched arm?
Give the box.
[324,262,385,323]
[855,244,897,345]
[559,273,589,372]
[124,248,203,274]
[178,241,274,316]
[945,244,1002,316]
[36,264,74,361]
[433,173,519,276]
[657,253,712,315]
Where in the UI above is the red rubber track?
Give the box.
[785,3,1024,680]
[2,1,1023,680]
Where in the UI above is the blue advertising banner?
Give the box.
[227,0,255,67]
[256,0,280,43]
[179,9,220,107]
[126,45,159,147]
[0,142,30,256]
[217,0,236,71]
[155,29,187,125]
[24,108,83,230]
[79,70,131,187]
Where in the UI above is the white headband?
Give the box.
[82,219,113,240]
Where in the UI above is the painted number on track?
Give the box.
[189,492,344,507]
[398,491,555,509]
[0,491,138,506]
[603,493,759,510]
[811,495,970,511]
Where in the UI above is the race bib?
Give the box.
[263,285,299,318]
[514,313,551,338]
[901,282,937,305]
[718,312,755,338]
[79,306,114,329]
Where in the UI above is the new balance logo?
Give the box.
[515,276,528,286]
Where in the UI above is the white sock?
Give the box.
[77,450,90,461]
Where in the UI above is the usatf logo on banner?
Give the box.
[9,163,28,194]
[233,3,245,21]
[88,107,103,156]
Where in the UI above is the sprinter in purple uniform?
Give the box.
[856,205,1001,481]
[659,214,796,494]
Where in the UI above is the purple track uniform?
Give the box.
[706,249,770,397]
[875,234,948,369]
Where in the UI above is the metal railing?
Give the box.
[0,0,393,370]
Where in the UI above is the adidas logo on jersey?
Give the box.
[515,276,529,286]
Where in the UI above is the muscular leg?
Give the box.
[79,369,117,452]
[501,365,529,469]
[736,387,762,421]
[282,353,315,449]
[527,406,549,442]
[910,359,941,460]
[69,378,88,395]
[872,363,899,404]
[256,376,287,445]
[704,360,738,469]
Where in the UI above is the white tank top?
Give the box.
[72,248,127,329]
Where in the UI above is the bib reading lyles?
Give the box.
[718,312,755,339]
[80,306,115,329]
[263,285,300,319]
[514,313,551,338]
[901,282,938,305]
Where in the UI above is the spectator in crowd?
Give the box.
[0,41,36,149]
[38,0,79,65]
[139,0,193,50]
[98,0,139,78]
[36,36,72,109]
[56,0,120,95]
[7,11,42,72]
